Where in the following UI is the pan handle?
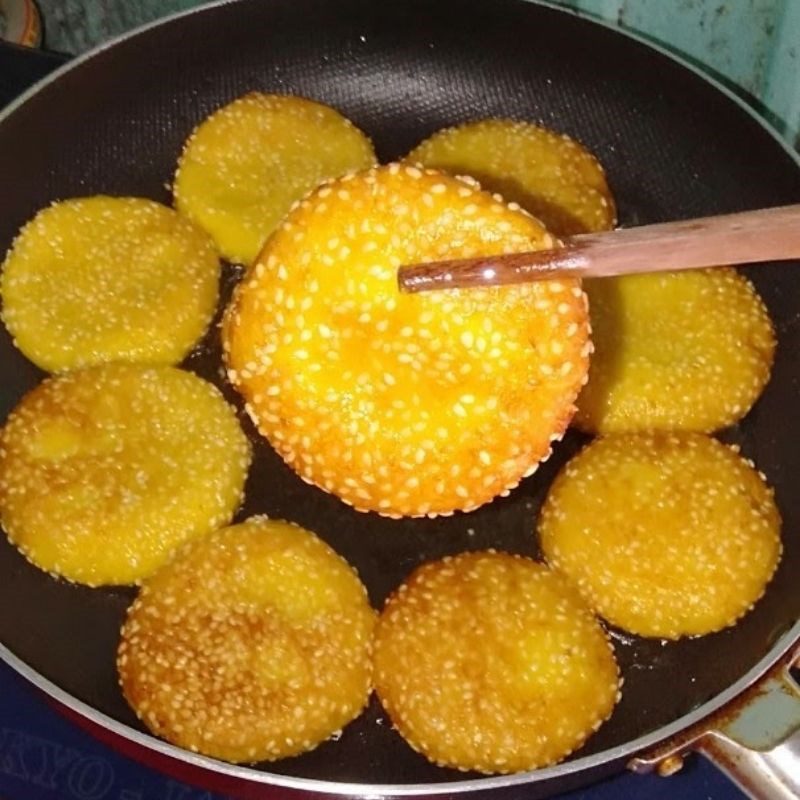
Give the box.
[629,645,800,800]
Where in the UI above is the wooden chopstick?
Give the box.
[397,204,800,293]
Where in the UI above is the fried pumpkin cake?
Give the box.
[223,163,591,518]
[374,551,620,773]
[406,119,616,236]
[0,364,251,586]
[173,92,376,264]
[118,517,376,763]
[538,433,782,639]
[1,196,220,373]
[574,269,776,434]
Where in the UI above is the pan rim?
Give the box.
[1,0,798,792]
[2,0,800,169]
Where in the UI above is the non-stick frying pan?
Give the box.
[0,0,798,797]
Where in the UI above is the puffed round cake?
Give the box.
[406,119,616,236]
[0,364,251,585]
[1,196,220,372]
[574,269,775,434]
[373,551,620,773]
[118,517,376,763]
[223,163,591,517]
[173,92,376,264]
[538,432,782,638]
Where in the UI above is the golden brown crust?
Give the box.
[173,92,376,264]
[0,196,219,373]
[406,119,616,236]
[118,517,376,763]
[374,551,620,773]
[575,269,776,434]
[223,163,591,517]
[538,432,782,638]
[0,364,251,586]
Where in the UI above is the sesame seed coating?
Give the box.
[174,93,376,264]
[0,364,251,586]
[538,433,782,639]
[374,551,620,773]
[575,269,776,434]
[0,196,220,373]
[118,517,376,763]
[406,119,616,236]
[222,164,590,517]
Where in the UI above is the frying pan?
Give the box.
[0,0,799,797]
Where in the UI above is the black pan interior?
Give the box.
[1,0,799,787]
